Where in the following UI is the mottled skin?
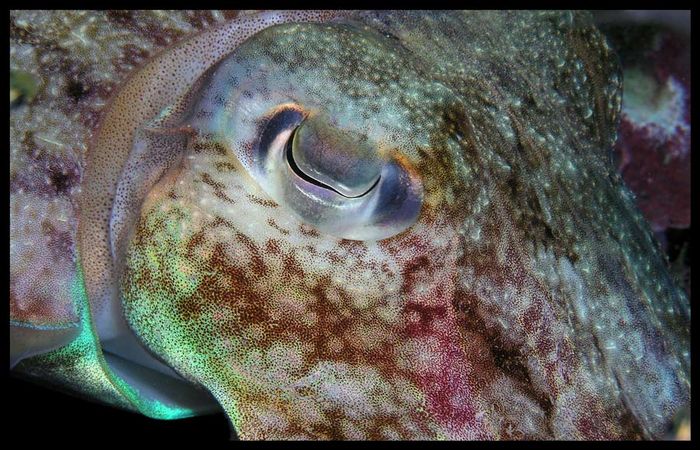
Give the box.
[10,11,689,440]
[11,10,241,416]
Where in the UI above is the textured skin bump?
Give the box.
[10,11,689,440]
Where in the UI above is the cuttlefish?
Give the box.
[9,10,690,440]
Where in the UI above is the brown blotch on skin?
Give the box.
[508,115,553,174]
[201,172,235,204]
[10,17,41,45]
[65,78,89,103]
[247,193,278,208]
[220,10,240,21]
[105,10,135,28]
[49,165,80,196]
[210,215,237,230]
[451,281,539,401]
[416,102,480,217]
[194,242,272,326]
[492,119,580,263]
[184,229,208,259]
[183,11,221,29]
[265,238,282,255]
[267,217,290,235]
[399,253,438,300]
[177,293,203,322]
[298,223,320,238]
[192,139,228,156]
[337,239,368,257]
[281,251,305,281]
[214,161,239,173]
[502,171,560,252]
[490,343,531,387]
[323,251,344,265]
[234,232,267,277]
[10,15,63,51]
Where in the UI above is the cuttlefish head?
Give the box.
[119,20,466,439]
[79,11,688,439]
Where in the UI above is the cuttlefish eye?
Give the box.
[253,106,423,241]
[288,115,382,198]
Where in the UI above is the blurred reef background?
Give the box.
[594,10,691,299]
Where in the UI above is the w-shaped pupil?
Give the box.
[285,127,379,199]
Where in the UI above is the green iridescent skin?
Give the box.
[10,11,689,440]
[16,262,196,419]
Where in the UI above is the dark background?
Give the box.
[7,375,234,441]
